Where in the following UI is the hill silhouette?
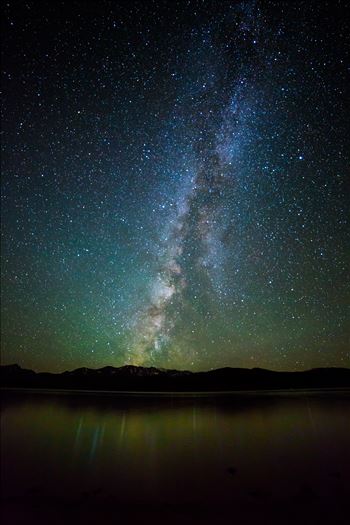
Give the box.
[1,364,350,392]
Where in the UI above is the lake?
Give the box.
[1,389,349,524]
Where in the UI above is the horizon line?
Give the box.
[1,362,349,375]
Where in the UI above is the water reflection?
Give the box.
[1,390,350,524]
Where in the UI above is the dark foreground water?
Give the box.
[1,390,350,524]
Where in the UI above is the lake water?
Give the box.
[1,390,350,524]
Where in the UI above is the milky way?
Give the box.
[128,4,280,366]
[1,1,349,372]
[129,23,264,365]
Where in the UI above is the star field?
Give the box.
[1,0,349,372]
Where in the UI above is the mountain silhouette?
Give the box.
[1,364,349,392]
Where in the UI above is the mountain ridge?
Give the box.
[1,363,350,392]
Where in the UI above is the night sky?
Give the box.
[1,0,349,373]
